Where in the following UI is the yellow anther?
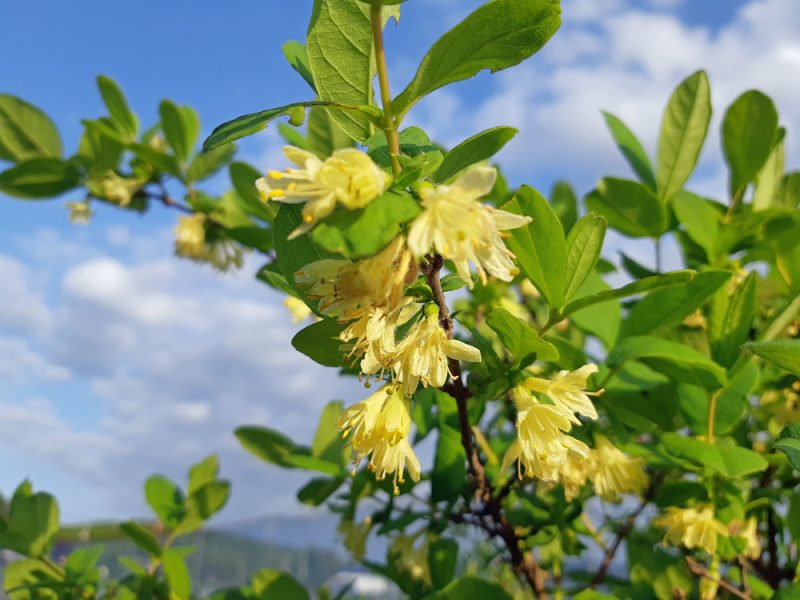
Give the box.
[268,170,284,180]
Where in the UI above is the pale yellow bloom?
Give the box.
[407,166,530,287]
[729,517,761,560]
[88,169,143,207]
[65,201,93,225]
[559,452,592,501]
[370,438,422,494]
[656,505,728,555]
[174,214,207,259]
[283,296,313,323]
[338,517,373,561]
[257,146,390,239]
[522,364,600,424]
[392,308,482,397]
[588,435,649,502]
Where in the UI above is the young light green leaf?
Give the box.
[291,318,346,368]
[753,131,785,211]
[656,70,711,203]
[502,185,568,308]
[282,41,316,92]
[744,339,800,376]
[432,126,518,183]
[311,191,420,259]
[307,105,354,159]
[283,454,344,477]
[252,569,310,600]
[186,143,235,182]
[311,401,345,465]
[0,485,60,557]
[177,480,231,534]
[187,455,220,496]
[159,100,200,164]
[119,521,162,558]
[620,270,731,339]
[0,94,62,161]
[570,271,621,349]
[712,272,757,368]
[775,172,800,209]
[564,214,607,302]
[97,76,138,140]
[662,434,767,477]
[586,178,668,238]
[722,90,779,196]
[671,191,721,260]
[602,111,656,190]
[608,336,727,389]
[234,426,300,469]
[392,0,562,118]
[144,475,185,528]
[679,363,758,436]
[550,180,578,232]
[0,158,81,199]
[562,270,695,317]
[65,545,104,581]
[163,549,192,600]
[229,162,275,223]
[486,307,559,366]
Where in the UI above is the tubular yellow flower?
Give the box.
[174,214,207,259]
[283,296,313,323]
[392,308,481,397]
[522,364,600,423]
[370,438,422,494]
[338,517,373,561]
[559,452,592,501]
[407,166,530,287]
[656,505,729,555]
[65,201,93,225]
[588,435,649,502]
[256,146,390,239]
[729,517,761,560]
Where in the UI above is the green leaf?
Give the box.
[550,180,578,232]
[178,480,231,534]
[0,158,81,198]
[235,426,299,469]
[129,142,181,177]
[297,477,344,506]
[283,454,344,476]
[776,424,800,471]
[432,577,513,600]
[486,307,558,366]
[186,143,235,182]
[602,111,656,190]
[671,191,721,260]
[229,162,276,223]
[187,455,219,496]
[586,177,667,238]
[432,424,467,503]
[204,102,312,151]
[712,272,757,367]
[428,538,458,591]
[282,41,316,92]
[679,363,758,436]
[392,0,562,118]
[608,336,726,389]
[119,521,162,558]
[661,434,767,477]
[252,569,310,600]
[78,117,124,170]
[772,585,800,600]
[97,76,138,140]
[656,70,711,202]
[432,126,518,184]
[562,270,696,317]
[162,549,192,600]
[312,401,345,465]
[722,90,779,195]
[0,484,60,557]
[502,185,568,308]
[776,172,800,209]
[306,1,378,141]
[144,475,185,528]
[0,94,62,161]
[311,191,420,259]
[570,271,620,348]
[564,214,607,302]
[291,318,346,368]
[159,100,200,164]
[65,545,104,581]
[307,105,353,159]
[620,269,731,339]
[745,339,800,376]
[753,132,785,211]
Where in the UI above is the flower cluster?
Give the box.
[174,214,243,271]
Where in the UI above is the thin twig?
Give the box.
[685,557,752,600]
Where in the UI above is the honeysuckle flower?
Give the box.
[370,438,422,494]
[174,214,207,259]
[522,364,600,424]
[338,517,373,561]
[88,169,143,207]
[392,305,482,396]
[559,452,592,501]
[588,435,648,502]
[294,259,349,312]
[656,505,728,555]
[283,296,313,323]
[65,201,93,225]
[407,166,530,287]
[257,146,390,239]
[729,517,761,560]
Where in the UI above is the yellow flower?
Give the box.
[559,452,592,501]
[338,517,373,561]
[337,386,421,493]
[390,533,432,585]
[88,169,143,207]
[729,517,761,560]
[294,259,349,313]
[65,201,93,225]
[392,307,481,397]
[522,364,600,424]
[656,505,728,555]
[257,146,390,239]
[407,166,530,287]
[587,435,648,502]
[174,214,207,259]
[283,296,313,323]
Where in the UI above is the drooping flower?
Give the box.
[587,435,649,502]
[729,517,761,560]
[407,166,530,287]
[174,214,207,259]
[559,451,592,501]
[521,364,600,424]
[65,201,93,225]
[656,505,729,555]
[257,146,390,239]
[283,296,313,323]
[338,517,373,561]
[392,305,481,397]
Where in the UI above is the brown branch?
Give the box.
[423,254,548,599]
[685,557,752,600]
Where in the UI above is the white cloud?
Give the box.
[0,255,52,336]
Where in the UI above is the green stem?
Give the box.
[370,3,402,176]
[707,390,719,443]
[725,185,746,221]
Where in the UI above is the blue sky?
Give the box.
[1,0,798,527]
